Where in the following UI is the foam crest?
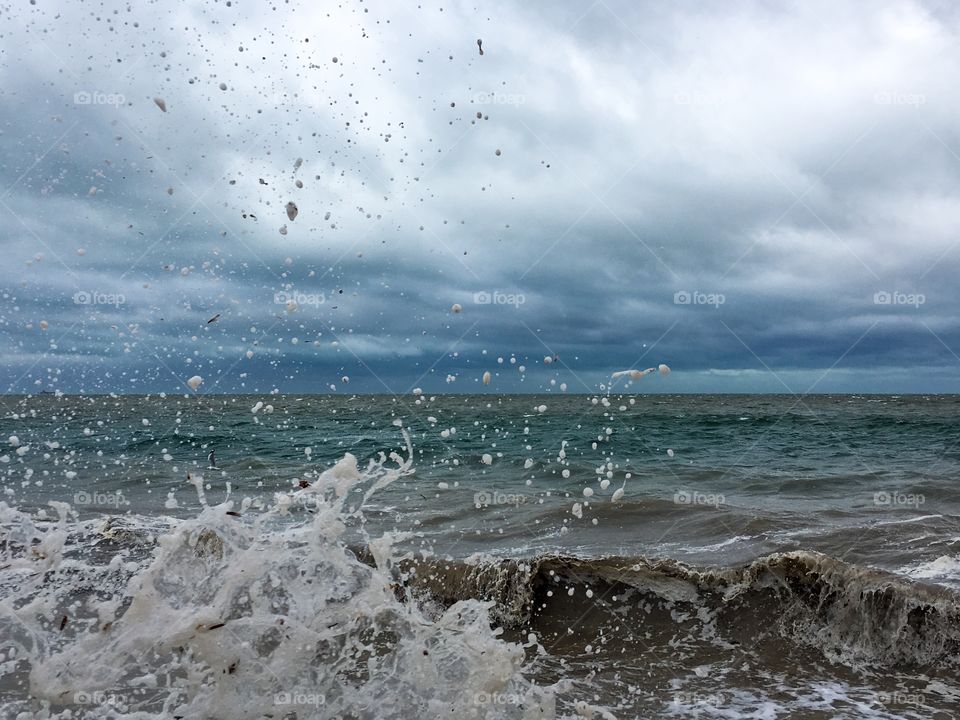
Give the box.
[0,432,558,719]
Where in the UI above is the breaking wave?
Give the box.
[0,433,572,719]
[396,550,960,669]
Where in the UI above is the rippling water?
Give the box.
[2,393,959,718]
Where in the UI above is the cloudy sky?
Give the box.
[1,0,959,394]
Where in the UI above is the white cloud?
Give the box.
[2,0,960,392]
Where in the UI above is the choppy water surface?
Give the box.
[1,393,959,718]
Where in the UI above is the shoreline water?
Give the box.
[2,393,959,717]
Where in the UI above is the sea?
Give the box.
[1,393,958,719]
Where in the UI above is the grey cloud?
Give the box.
[3,0,960,394]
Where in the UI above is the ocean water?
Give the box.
[1,393,959,718]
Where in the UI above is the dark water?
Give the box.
[3,393,957,572]
[1,394,959,718]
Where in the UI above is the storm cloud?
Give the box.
[2,0,960,395]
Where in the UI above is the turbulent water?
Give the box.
[1,393,959,718]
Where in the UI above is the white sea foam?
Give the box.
[899,555,960,588]
[0,431,559,719]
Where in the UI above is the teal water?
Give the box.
[3,393,960,718]
[2,393,957,575]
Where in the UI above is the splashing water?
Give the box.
[0,430,561,719]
